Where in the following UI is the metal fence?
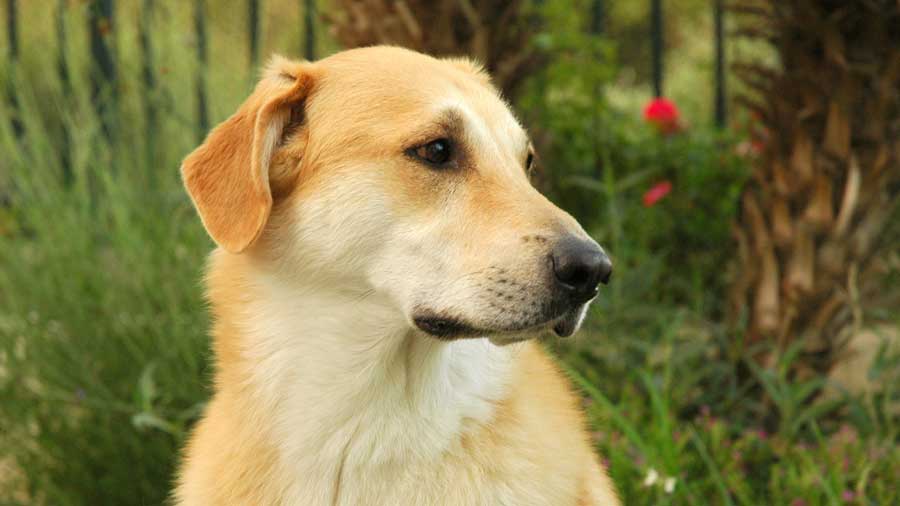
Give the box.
[3,0,731,144]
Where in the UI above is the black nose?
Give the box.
[550,236,612,302]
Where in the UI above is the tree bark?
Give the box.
[326,0,545,99]
[730,0,900,375]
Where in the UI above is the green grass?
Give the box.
[1,2,898,505]
[550,320,899,505]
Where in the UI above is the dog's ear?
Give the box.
[181,56,314,253]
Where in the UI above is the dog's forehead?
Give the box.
[311,47,525,147]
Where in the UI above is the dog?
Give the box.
[176,46,619,506]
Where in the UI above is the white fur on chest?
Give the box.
[241,268,517,505]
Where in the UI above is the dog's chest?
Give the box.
[280,420,582,506]
[328,448,580,506]
[265,335,530,505]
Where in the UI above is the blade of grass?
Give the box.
[562,363,651,457]
[689,426,735,506]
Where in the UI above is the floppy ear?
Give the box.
[181,56,314,253]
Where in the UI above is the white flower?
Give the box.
[643,468,659,487]
[663,477,677,494]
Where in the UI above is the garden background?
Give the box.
[1,1,898,505]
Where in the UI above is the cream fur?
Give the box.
[176,46,619,506]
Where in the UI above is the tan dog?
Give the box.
[176,46,619,506]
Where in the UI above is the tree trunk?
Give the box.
[326,0,545,99]
[730,0,900,375]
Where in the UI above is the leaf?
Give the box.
[772,196,793,248]
[176,401,208,422]
[564,168,657,195]
[790,130,814,187]
[562,364,651,458]
[744,359,785,412]
[833,156,860,238]
[742,193,779,336]
[131,411,182,436]
[785,226,814,298]
[689,428,736,506]
[822,24,848,69]
[771,158,792,196]
[823,98,851,161]
[790,397,843,436]
[137,361,158,412]
[802,172,834,231]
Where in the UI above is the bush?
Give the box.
[0,3,896,505]
[0,22,211,502]
[519,52,748,313]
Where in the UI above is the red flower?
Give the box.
[642,180,672,207]
[643,98,682,134]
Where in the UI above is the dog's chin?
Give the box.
[411,304,589,343]
[550,305,588,337]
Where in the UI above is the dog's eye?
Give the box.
[413,139,453,166]
[525,152,534,171]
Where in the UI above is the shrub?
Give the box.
[0,3,895,506]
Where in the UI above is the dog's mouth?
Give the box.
[412,303,588,341]
[551,307,584,337]
[412,314,481,339]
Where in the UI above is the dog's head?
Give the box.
[182,47,611,343]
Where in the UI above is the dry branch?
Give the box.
[326,0,545,98]
[730,0,900,373]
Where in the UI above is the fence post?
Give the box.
[88,0,117,137]
[4,0,15,58]
[56,0,73,183]
[5,0,22,137]
[249,0,260,69]
[56,0,70,92]
[590,0,605,179]
[650,0,663,97]
[139,0,158,165]
[591,0,604,35]
[194,0,208,142]
[714,0,727,128]
[303,0,315,60]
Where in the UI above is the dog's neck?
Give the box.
[209,252,518,496]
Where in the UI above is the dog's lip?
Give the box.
[412,314,480,339]
[552,308,582,337]
[412,303,587,340]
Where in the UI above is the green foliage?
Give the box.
[0,2,896,506]
[0,6,213,502]
[521,1,749,312]
[553,313,899,505]
[563,122,748,312]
